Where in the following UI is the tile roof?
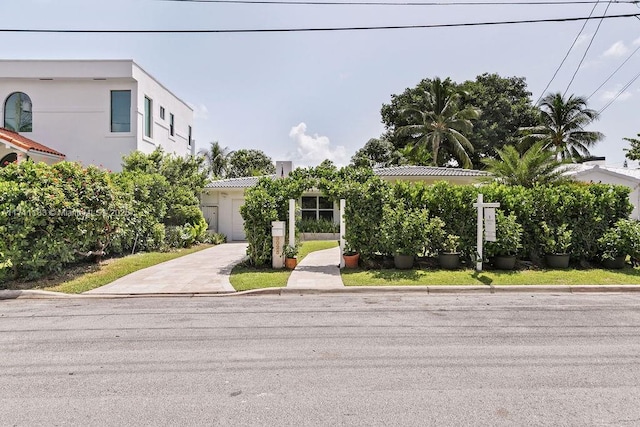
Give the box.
[566,163,640,181]
[0,128,65,158]
[373,165,488,177]
[204,165,486,189]
[205,175,276,189]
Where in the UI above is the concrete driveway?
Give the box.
[85,243,248,295]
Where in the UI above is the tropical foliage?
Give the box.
[623,133,640,162]
[482,142,572,188]
[520,92,603,162]
[198,141,231,178]
[227,149,275,178]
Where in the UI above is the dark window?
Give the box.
[170,113,174,137]
[110,90,131,132]
[301,196,333,221]
[144,96,153,138]
[188,125,192,146]
[4,92,32,132]
[160,106,165,120]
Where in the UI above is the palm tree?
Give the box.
[397,78,480,168]
[520,92,603,162]
[198,141,231,178]
[482,142,572,188]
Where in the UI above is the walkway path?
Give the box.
[286,246,344,289]
[86,243,248,295]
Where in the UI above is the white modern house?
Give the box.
[0,59,194,171]
[201,165,488,242]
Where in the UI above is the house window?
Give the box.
[144,96,153,138]
[4,92,32,132]
[169,113,174,137]
[110,90,131,132]
[188,125,192,147]
[301,196,333,221]
[160,106,165,120]
[0,152,18,167]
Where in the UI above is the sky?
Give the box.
[2,0,640,168]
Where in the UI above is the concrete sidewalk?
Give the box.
[286,246,344,289]
[85,243,248,295]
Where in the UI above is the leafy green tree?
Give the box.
[381,74,537,168]
[396,78,480,168]
[227,149,275,178]
[482,142,572,188]
[623,134,640,161]
[198,141,231,178]
[458,73,538,166]
[520,92,603,162]
[351,138,406,168]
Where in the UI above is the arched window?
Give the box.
[4,92,32,132]
[0,152,18,167]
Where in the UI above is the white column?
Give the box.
[288,199,296,248]
[476,193,484,272]
[340,199,346,268]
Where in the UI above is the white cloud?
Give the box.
[575,34,591,47]
[187,102,209,120]
[601,87,633,102]
[603,41,629,58]
[633,36,640,46]
[288,122,349,167]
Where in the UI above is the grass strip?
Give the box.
[341,266,640,286]
[230,240,339,291]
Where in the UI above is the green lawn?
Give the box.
[341,266,640,286]
[230,240,339,291]
[38,245,214,294]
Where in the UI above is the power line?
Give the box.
[0,12,637,33]
[157,0,638,6]
[535,0,601,104]
[597,68,640,113]
[587,43,640,100]
[564,0,614,96]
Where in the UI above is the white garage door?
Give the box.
[232,199,246,241]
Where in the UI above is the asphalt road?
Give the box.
[2,293,640,426]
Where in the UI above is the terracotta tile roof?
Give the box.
[0,128,65,158]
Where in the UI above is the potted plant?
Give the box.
[438,233,461,270]
[540,222,572,268]
[381,204,429,270]
[597,219,640,269]
[284,244,299,269]
[484,211,523,270]
[343,241,360,268]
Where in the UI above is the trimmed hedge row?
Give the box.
[0,149,216,281]
[241,166,632,266]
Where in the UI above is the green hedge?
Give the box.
[240,166,632,266]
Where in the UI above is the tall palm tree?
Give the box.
[397,78,480,169]
[482,142,572,188]
[520,92,603,162]
[198,141,231,178]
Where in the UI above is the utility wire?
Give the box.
[564,0,614,96]
[586,43,640,100]
[535,0,601,104]
[0,12,637,33]
[157,0,638,5]
[597,69,640,113]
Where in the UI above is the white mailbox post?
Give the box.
[272,221,286,269]
[473,194,500,272]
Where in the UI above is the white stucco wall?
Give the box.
[0,60,194,172]
[574,169,640,220]
[201,190,246,241]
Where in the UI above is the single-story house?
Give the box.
[200,164,488,242]
[567,163,640,220]
[0,127,66,166]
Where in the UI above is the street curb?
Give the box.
[4,285,640,300]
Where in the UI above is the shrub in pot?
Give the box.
[540,222,572,268]
[484,211,523,270]
[284,244,299,269]
[381,204,429,269]
[597,219,640,269]
[437,233,461,270]
[342,241,360,268]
